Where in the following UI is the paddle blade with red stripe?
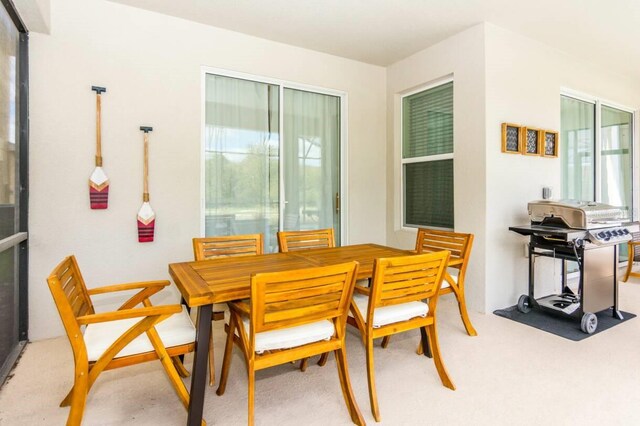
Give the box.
[137,201,155,242]
[89,166,109,209]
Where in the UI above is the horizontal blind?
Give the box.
[404,160,454,228]
[403,82,453,158]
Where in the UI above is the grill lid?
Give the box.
[528,199,624,229]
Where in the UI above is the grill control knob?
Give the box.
[605,231,612,238]
[598,232,606,239]
[623,229,630,235]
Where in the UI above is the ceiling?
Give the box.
[109,0,640,78]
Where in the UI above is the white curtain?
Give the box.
[561,96,595,201]
[204,74,279,250]
[283,88,340,237]
[600,105,632,217]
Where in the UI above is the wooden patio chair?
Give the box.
[381,229,476,351]
[277,228,335,370]
[46,255,200,426]
[215,262,364,426]
[192,234,263,386]
[348,251,455,421]
[414,229,476,336]
[622,231,640,282]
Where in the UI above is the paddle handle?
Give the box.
[140,126,153,202]
[92,86,106,167]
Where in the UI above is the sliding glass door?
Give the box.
[561,94,634,261]
[561,95,634,217]
[0,2,28,386]
[204,73,342,252]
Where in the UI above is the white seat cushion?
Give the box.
[241,318,335,354]
[84,305,196,362]
[350,293,428,328]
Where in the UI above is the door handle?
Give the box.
[335,192,340,213]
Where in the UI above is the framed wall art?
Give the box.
[521,126,542,156]
[501,123,522,153]
[542,130,559,157]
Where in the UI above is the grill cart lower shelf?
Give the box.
[516,293,598,334]
[509,224,629,334]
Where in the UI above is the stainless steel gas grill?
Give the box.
[509,200,637,334]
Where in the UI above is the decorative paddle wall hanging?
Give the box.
[137,126,155,242]
[89,86,109,208]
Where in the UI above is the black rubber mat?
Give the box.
[493,306,636,341]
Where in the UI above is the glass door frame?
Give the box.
[199,66,349,245]
[0,0,29,387]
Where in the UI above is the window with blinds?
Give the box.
[402,80,454,229]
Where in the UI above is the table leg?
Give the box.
[187,303,212,426]
[419,327,432,358]
[180,297,189,364]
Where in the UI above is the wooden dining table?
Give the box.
[168,243,454,426]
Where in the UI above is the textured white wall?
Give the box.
[29,0,386,340]
[13,0,50,33]
[484,23,640,311]
[386,24,488,313]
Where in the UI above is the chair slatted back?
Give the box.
[47,256,95,350]
[193,234,263,261]
[415,229,473,272]
[250,261,358,337]
[369,252,449,312]
[277,228,335,252]
[48,256,94,319]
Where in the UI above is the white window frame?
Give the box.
[560,88,638,221]
[200,66,350,245]
[400,76,454,231]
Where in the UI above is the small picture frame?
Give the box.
[521,127,542,156]
[501,123,522,153]
[542,130,559,157]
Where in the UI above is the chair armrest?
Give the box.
[88,281,172,310]
[77,304,182,325]
[628,241,640,247]
[353,283,370,295]
[228,300,250,317]
[87,280,171,295]
[447,258,464,267]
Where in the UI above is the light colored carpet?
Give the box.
[2,281,640,425]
